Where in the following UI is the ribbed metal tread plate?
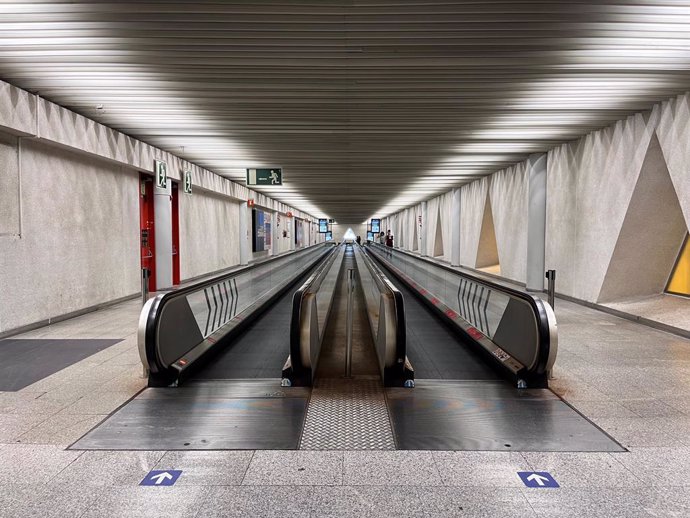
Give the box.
[300,378,395,450]
[71,379,309,450]
[386,380,625,452]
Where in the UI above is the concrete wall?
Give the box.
[488,162,530,282]
[0,132,19,237]
[383,90,690,305]
[179,189,241,280]
[0,138,139,333]
[0,79,318,336]
[547,95,690,303]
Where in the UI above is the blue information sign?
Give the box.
[140,470,183,487]
[517,472,559,488]
[371,219,381,233]
[319,219,328,233]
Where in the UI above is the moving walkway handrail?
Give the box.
[138,243,334,386]
[367,242,557,388]
[355,244,413,387]
[283,243,345,385]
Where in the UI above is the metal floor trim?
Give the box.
[300,378,396,450]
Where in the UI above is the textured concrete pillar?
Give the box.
[289,217,296,251]
[154,180,172,290]
[420,201,428,256]
[270,211,278,256]
[450,188,461,266]
[238,203,250,265]
[526,153,547,291]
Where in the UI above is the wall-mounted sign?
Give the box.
[367,231,374,242]
[154,159,167,188]
[319,219,328,233]
[371,219,381,233]
[246,168,282,186]
[325,231,333,241]
[183,170,192,194]
[247,199,255,207]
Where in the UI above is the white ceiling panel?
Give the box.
[1,1,690,221]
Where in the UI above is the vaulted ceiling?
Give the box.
[1,1,690,222]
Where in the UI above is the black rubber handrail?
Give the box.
[143,243,330,385]
[368,243,553,386]
[287,244,342,384]
[357,244,413,386]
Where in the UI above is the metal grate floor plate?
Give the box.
[300,378,395,450]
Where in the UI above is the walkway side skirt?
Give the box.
[345,268,354,378]
[141,268,150,305]
[545,269,556,309]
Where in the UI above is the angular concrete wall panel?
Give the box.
[656,94,690,230]
[489,161,529,283]
[476,192,499,269]
[598,134,688,302]
[460,177,489,267]
[546,112,654,301]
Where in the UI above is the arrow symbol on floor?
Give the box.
[526,474,549,486]
[150,472,173,485]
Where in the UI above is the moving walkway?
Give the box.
[73,241,620,452]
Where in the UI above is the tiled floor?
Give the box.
[605,293,690,333]
[1,296,690,517]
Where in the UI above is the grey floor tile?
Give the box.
[417,487,536,517]
[343,451,442,486]
[155,450,253,486]
[649,416,690,446]
[523,487,665,517]
[51,450,165,487]
[665,397,690,416]
[0,391,72,415]
[434,451,530,487]
[58,390,137,415]
[15,412,106,446]
[242,450,342,486]
[647,486,690,517]
[520,452,643,488]
[613,447,690,486]
[594,417,685,448]
[312,486,427,518]
[0,412,51,442]
[196,485,314,518]
[80,486,211,518]
[0,444,83,484]
[0,482,102,518]
[565,399,638,419]
[618,398,685,418]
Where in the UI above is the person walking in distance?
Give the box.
[385,230,394,247]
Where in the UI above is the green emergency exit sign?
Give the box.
[154,159,167,188]
[246,168,283,186]
[183,170,193,194]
